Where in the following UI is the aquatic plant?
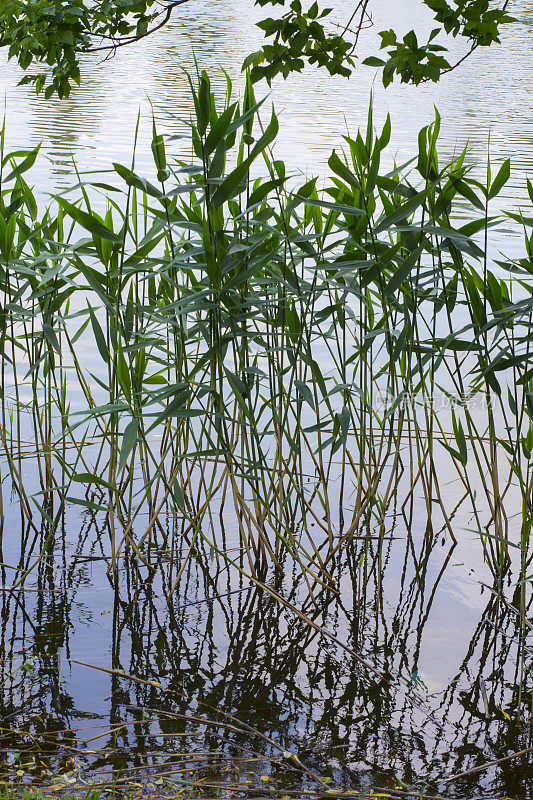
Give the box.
[0,70,531,631]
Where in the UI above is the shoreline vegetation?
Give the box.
[1,66,532,796]
[2,71,531,582]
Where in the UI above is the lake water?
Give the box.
[2,1,532,217]
[1,1,533,797]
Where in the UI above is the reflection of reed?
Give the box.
[1,510,531,796]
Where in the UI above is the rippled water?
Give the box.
[1,2,533,797]
[2,1,532,213]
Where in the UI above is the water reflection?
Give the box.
[1,501,532,797]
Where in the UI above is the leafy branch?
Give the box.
[0,0,517,98]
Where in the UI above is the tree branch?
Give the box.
[87,0,191,55]
[420,0,512,82]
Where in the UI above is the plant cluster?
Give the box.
[0,73,532,605]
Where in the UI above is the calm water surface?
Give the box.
[1,2,533,797]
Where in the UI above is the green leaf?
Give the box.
[452,410,468,466]
[339,405,350,447]
[204,102,237,156]
[88,306,110,364]
[374,185,433,233]
[296,195,364,216]
[211,108,279,209]
[172,478,185,511]
[116,347,132,403]
[3,145,40,183]
[384,245,423,296]
[145,388,193,433]
[57,198,122,243]
[488,158,511,200]
[66,497,108,513]
[113,163,163,199]
[118,419,139,473]
[295,379,315,410]
[71,473,114,491]
[42,323,61,354]
[363,56,386,67]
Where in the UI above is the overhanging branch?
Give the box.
[87,0,192,55]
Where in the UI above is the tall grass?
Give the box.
[0,70,532,621]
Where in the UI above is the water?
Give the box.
[1,1,533,797]
[2,2,532,216]
[1,487,532,796]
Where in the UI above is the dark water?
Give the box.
[1,1,533,796]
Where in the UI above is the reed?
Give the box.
[0,70,531,635]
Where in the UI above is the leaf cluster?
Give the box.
[0,0,176,97]
[364,0,515,86]
[0,0,516,98]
